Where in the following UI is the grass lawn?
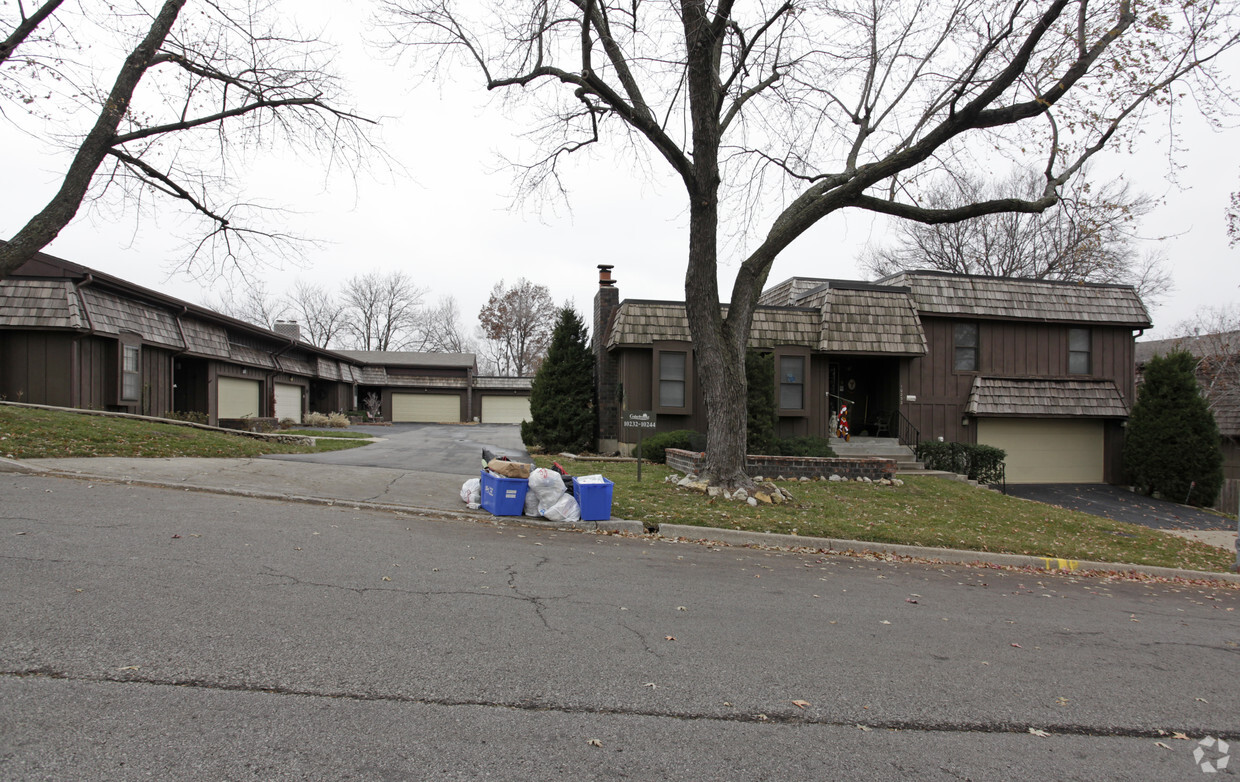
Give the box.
[545,457,1235,574]
[0,406,369,459]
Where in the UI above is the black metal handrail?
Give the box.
[893,409,920,449]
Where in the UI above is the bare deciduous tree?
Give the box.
[477,278,555,377]
[415,295,473,353]
[382,0,1240,488]
[0,0,377,280]
[286,281,348,348]
[206,279,288,330]
[1171,305,1240,418]
[863,169,1172,306]
[342,270,427,351]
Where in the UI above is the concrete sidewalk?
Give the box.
[3,455,1236,584]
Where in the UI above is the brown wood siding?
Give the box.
[0,331,74,406]
[1219,437,1239,514]
[76,336,110,410]
[903,317,1138,450]
[139,346,174,417]
[902,318,977,444]
[616,347,706,443]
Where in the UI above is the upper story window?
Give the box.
[658,351,687,409]
[953,322,979,372]
[121,344,141,401]
[779,355,805,411]
[1068,328,1091,374]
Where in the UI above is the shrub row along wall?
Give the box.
[665,449,896,481]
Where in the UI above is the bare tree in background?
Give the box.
[342,270,427,351]
[477,279,555,377]
[863,170,1172,306]
[1171,305,1240,417]
[415,295,473,353]
[0,0,377,280]
[382,0,1240,488]
[286,281,348,348]
[207,280,288,330]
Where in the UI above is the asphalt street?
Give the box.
[2,474,1237,780]
[262,423,532,474]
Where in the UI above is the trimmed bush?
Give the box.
[326,412,350,428]
[637,429,700,463]
[1125,350,1223,507]
[916,441,1007,484]
[772,436,836,458]
[304,412,331,428]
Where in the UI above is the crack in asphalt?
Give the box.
[258,567,570,621]
[5,667,1237,741]
[365,472,410,503]
[505,561,557,630]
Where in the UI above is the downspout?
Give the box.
[71,273,99,408]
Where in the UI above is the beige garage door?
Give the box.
[976,418,1104,484]
[274,383,303,424]
[218,376,261,419]
[481,395,531,424]
[392,393,461,423]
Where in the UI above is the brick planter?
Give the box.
[665,448,896,482]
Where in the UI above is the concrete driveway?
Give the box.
[1004,483,1232,530]
[262,423,531,475]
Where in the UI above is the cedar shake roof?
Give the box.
[605,301,820,349]
[335,350,477,369]
[811,287,927,355]
[966,377,1130,418]
[474,376,534,390]
[606,289,926,355]
[880,271,1152,327]
[80,286,184,348]
[0,248,480,378]
[0,279,84,329]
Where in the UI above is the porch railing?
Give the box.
[893,410,920,450]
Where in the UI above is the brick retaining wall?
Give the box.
[665,448,896,481]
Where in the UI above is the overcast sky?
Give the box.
[2,1,1237,344]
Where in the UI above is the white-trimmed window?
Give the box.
[121,344,141,401]
[1069,328,1091,374]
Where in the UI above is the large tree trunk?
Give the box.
[678,0,755,489]
[684,198,752,489]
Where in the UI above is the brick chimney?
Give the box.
[593,265,621,451]
[273,320,301,341]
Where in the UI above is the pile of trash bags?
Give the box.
[461,456,606,523]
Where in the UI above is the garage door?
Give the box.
[976,418,1104,484]
[274,383,303,424]
[392,393,461,423]
[218,377,261,419]
[481,395,531,424]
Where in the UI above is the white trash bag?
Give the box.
[527,467,567,506]
[460,478,481,509]
[540,492,581,523]
[523,489,542,517]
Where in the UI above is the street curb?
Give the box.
[656,524,1240,585]
[5,464,648,535]
[7,461,1232,582]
